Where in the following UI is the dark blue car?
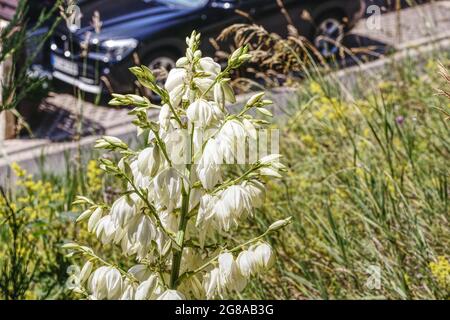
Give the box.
[47,0,365,95]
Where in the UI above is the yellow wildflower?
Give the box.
[11,162,27,178]
[430,256,450,289]
[87,160,103,193]
[309,81,323,95]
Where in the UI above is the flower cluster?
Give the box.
[203,243,275,299]
[66,31,291,300]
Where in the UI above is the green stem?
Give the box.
[212,164,262,194]
[151,128,172,167]
[169,125,194,289]
[82,249,138,284]
[200,65,232,99]
[169,188,190,289]
[165,99,183,128]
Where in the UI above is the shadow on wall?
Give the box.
[341,0,433,68]
[21,100,105,142]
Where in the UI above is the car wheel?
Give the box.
[313,14,346,58]
[143,52,177,101]
[148,56,177,74]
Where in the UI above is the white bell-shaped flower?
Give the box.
[196,194,217,227]
[105,267,123,299]
[88,266,109,299]
[253,242,275,270]
[237,242,275,277]
[159,104,171,131]
[221,120,247,142]
[203,267,221,300]
[165,68,187,92]
[94,215,118,244]
[87,207,103,233]
[193,77,215,95]
[163,128,189,167]
[169,84,185,107]
[130,159,151,189]
[214,185,252,231]
[197,163,222,191]
[110,195,138,228]
[159,210,178,234]
[137,145,161,177]
[120,282,136,300]
[154,168,183,213]
[198,57,221,76]
[187,99,213,128]
[236,249,257,278]
[135,274,159,300]
[218,252,247,292]
[243,181,266,208]
[126,215,156,259]
[128,265,153,282]
[157,289,186,300]
[218,120,248,163]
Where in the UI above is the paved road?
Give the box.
[15,1,450,143]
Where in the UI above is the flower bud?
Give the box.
[194,50,202,60]
[214,82,225,108]
[256,107,273,117]
[259,154,282,165]
[268,217,292,232]
[77,208,94,222]
[72,196,94,206]
[62,242,80,250]
[238,53,252,64]
[176,57,189,67]
[104,136,128,150]
[94,139,110,149]
[246,92,265,107]
[79,261,94,285]
[126,94,149,107]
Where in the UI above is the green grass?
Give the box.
[239,55,449,299]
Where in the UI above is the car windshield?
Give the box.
[157,0,209,8]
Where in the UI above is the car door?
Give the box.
[196,1,246,56]
[238,0,314,38]
[238,0,286,35]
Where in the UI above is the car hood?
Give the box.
[64,0,202,40]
